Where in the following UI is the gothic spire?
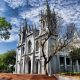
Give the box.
[40,10,43,23]
[19,22,22,33]
[46,0,51,14]
[24,18,28,32]
[29,25,31,32]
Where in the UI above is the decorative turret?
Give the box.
[21,19,28,43]
[46,0,51,16]
[18,25,22,43]
[39,0,58,36]
[39,0,51,33]
[23,18,28,32]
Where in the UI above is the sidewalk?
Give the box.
[56,75,80,80]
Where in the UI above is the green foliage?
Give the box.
[60,72,80,75]
[70,48,80,60]
[4,50,16,65]
[0,50,16,73]
[0,17,12,39]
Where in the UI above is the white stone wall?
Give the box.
[16,26,80,75]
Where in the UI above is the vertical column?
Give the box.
[23,43,26,73]
[19,51,22,73]
[23,55,25,73]
[19,62,21,73]
[38,61,40,74]
[70,59,73,72]
[42,58,45,74]
[31,56,34,74]
[48,61,51,76]
[19,63,20,73]
[57,55,60,72]
[25,61,28,73]
[64,56,67,71]
[76,60,79,72]
[15,49,18,73]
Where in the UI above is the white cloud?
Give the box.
[4,0,27,9]
[18,0,80,27]
[19,5,46,24]
[4,0,80,27]
[1,0,80,43]
[0,8,5,12]
[10,17,20,27]
[20,6,42,19]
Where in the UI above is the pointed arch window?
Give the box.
[36,41,39,51]
[22,31,26,42]
[19,34,21,43]
[28,40,32,53]
[23,46,25,54]
[43,20,45,28]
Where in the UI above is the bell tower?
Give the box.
[40,0,57,35]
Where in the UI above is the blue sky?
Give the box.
[0,0,80,53]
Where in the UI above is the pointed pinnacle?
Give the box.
[46,0,49,8]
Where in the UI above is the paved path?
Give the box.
[57,76,80,80]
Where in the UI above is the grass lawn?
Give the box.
[60,72,80,76]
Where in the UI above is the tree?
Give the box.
[4,50,16,65]
[40,0,76,75]
[4,50,16,72]
[70,48,80,71]
[0,50,16,72]
[70,48,80,60]
[0,17,12,39]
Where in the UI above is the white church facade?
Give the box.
[15,3,80,75]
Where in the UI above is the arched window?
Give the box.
[22,31,26,42]
[28,40,32,53]
[19,34,21,39]
[19,34,21,43]
[43,20,45,28]
[23,46,25,54]
[36,41,39,51]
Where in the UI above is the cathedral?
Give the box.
[15,1,80,75]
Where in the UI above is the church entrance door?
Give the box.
[28,60,31,73]
[36,62,38,74]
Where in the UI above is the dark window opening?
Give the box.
[66,58,70,65]
[60,56,64,65]
[28,41,32,53]
[23,47,25,54]
[28,60,31,73]
[22,31,26,42]
[19,34,21,42]
[43,20,45,28]
[36,62,38,74]
[78,59,80,65]
[36,41,39,51]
